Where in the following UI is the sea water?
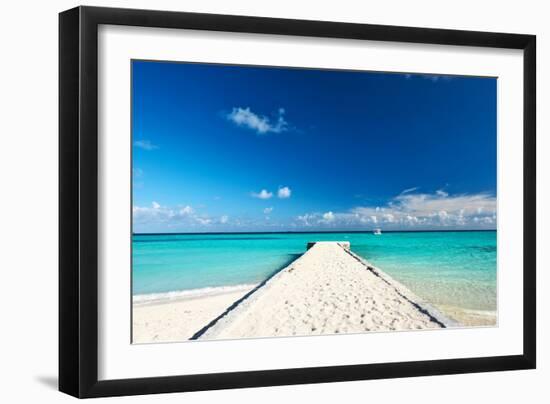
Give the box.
[132,231,496,315]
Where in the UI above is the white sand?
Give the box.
[198,242,449,340]
[132,289,253,343]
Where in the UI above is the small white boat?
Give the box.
[373,228,382,235]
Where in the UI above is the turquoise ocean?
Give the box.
[132,231,497,317]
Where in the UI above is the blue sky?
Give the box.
[132,60,497,233]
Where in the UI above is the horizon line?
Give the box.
[133,229,497,236]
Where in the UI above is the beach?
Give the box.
[133,288,253,343]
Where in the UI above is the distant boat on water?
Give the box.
[373,228,382,235]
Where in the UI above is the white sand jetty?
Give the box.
[194,242,454,341]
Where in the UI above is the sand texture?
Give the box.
[132,289,252,343]
[197,242,450,340]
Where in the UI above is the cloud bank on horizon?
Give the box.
[296,190,496,229]
[132,189,496,233]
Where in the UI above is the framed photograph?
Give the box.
[59,6,536,398]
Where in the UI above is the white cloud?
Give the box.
[133,202,227,229]
[251,189,273,199]
[400,186,419,195]
[354,191,496,227]
[179,205,193,215]
[133,140,159,150]
[322,211,335,222]
[263,207,273,214]
[226,107,288,134]
[277,186,291,199]
[195,217,212,225]
[293,190,496,229]
[383,213,395,223]
[297,213,317,227]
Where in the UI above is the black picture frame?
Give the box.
[59,5,536,398]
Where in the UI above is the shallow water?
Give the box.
[132,231,496,315]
